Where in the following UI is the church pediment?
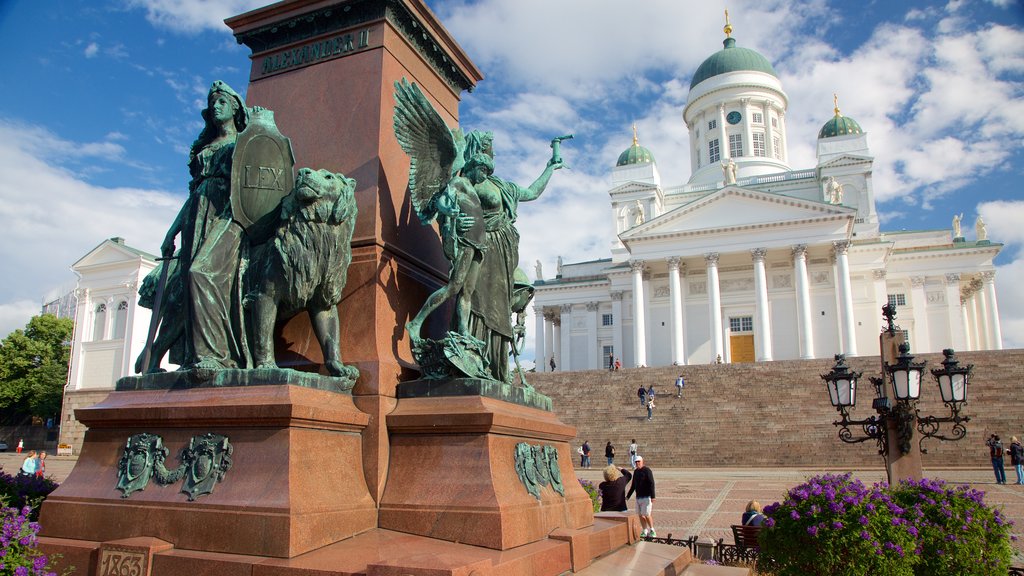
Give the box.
[621,186,854,240]
[819,154,872,169]
[74,239,151,270]
[609,181,659,196]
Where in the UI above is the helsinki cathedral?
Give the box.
[532,17,1003,371]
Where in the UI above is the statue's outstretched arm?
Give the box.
[519,159,563,202]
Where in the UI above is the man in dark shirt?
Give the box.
[582,440,591,469]
[626,455,656,537]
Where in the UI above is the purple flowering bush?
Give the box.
[888,477,1012,575]
[0,506,58,576]
[0,473,59,521]
[760,473,1013,576]
[578,479,600,512]
[760,473,915,575]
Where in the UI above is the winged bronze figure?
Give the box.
[393,78,492,380]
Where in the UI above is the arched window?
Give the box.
[113,301,128,339]
[93,303,107,341]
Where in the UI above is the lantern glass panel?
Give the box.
[892,369,909,399]
[936,374,953,403]
[907,369,921,399]
[837,378,855,407]
[951,373,967,402]
[826,380,839,407]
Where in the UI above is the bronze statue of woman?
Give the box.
[161,81,251,370]
[462,130,562,382]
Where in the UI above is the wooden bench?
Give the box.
[730,524,762,551]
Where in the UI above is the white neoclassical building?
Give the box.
[533,26,1003,372]
[59,237,160,452]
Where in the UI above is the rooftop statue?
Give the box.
[393,78,566,382]
[976,216,987,241]
[952,213,963,238]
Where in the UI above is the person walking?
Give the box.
[1011,436,1024,485]
[614,358,621,370]
[675,374,685,398]
[646,396,655,421]
[629,439,638,468]
[637,385,646,407]
[35,451,46,478]
[605,441,615,465]
[19,450,37,477]
[646,384,655,401]
[626,455,656,537]
[16,439,23,454]
[582,440,592,469]
[599,465,632,512]
[608,351,615,371]
[987,434,1007,484]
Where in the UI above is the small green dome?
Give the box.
[689,37,778,90]
[616,141,655,166]
[819,113,863,139]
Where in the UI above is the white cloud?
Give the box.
[0,120,179,338]
[84,42,99,58]
[125,0,268,34]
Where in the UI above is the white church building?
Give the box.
[532,25,1003,372]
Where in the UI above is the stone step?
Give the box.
[532,349,1024,469]
[573,541,694,575]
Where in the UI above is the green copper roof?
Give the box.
[690,37,778,90]
[819,113,864,138]
[616,142,655,166]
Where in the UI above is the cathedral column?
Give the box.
[534,304,545,372]
[944,274,966,351]
[586,302,600,369]
[551,316,562,371]
[982,271,1003,350]
[667,257,686,365]
[751,248,773,361]
[973,279,989,350]
[741,97,753,160]
[543,310,555,372]
[833,241,857,356]
[611,291,624,366]
[705,253,724,363]
[960,297,972,351]
[631,260,648,367]
[969,281,986,350]
[793,245,814,359]
[763,101,775,158]
[909,276,930,352]
[559,304,572,371]
[718,103,729,161]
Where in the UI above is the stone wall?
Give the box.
[530,349,1024,469]
[58,389,111,455]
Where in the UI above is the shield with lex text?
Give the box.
[231,109,295,229]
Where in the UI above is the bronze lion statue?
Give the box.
[248,167,359,381]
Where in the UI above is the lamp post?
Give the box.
[822,305,973,484]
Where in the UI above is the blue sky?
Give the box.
[0,0,1022,360]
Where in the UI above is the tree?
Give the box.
[0,314,73,425]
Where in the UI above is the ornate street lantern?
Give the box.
[886,342,926,401]
[822,354,861,409]
[931,348,971,405]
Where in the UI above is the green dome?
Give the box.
[616,141,655,166]
[818,113,863,138]
[689,37,778,90]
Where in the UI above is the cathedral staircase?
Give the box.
[530,349,1024,469]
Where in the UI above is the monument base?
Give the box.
[41,515,668,576]
[38,383,377,560]
[379,382,593,550]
